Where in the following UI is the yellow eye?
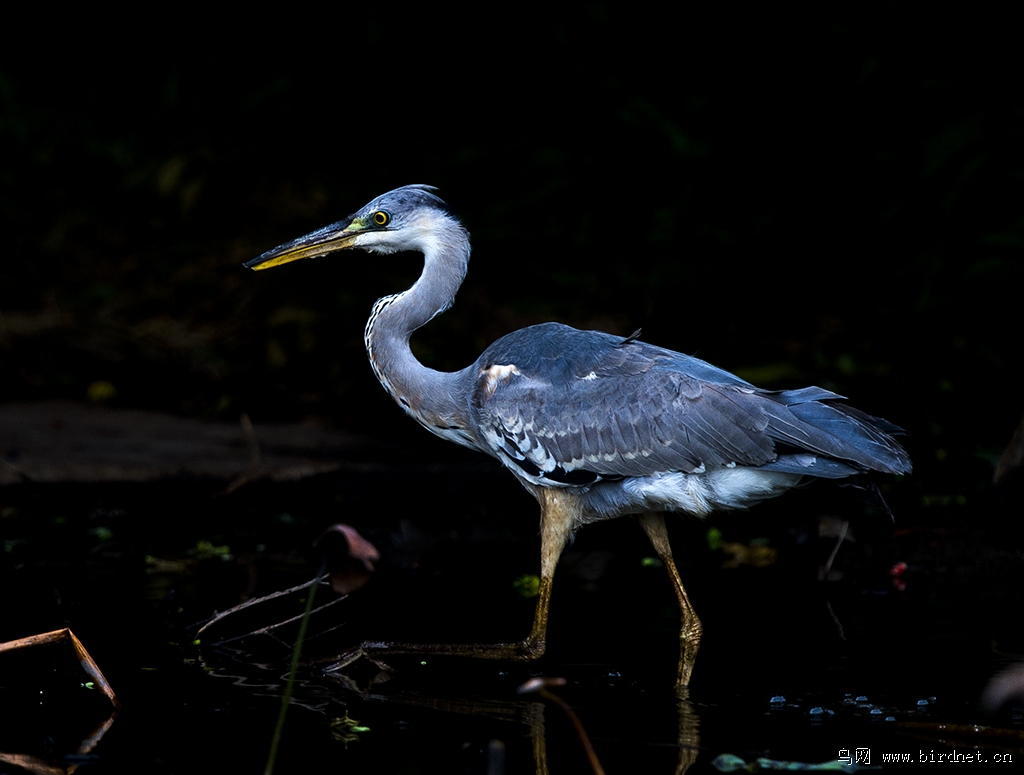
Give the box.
[372,210,390,226]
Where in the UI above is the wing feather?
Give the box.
[469,323,910,486]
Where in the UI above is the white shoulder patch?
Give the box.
[480,363,522,398]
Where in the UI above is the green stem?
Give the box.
[264,565,327,775]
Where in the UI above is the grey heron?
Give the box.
[245,184,911,686]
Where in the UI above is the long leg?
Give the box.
[519,488,577,656]
[638,513,702,687]
[323,488,577,672]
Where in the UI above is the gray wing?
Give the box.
[469,323,911,487]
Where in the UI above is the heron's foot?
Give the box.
[321,643,395,675]
[318,635,548,675]
[508,635,546,661]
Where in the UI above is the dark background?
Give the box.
[1,12,1022,772]
[3,15,1019,464]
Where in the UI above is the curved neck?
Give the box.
[363,216,477,441]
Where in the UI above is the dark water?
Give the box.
[1,462,1022,773]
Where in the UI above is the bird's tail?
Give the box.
[772,387,913,476]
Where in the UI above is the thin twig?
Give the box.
[209,596,346,646]
[196,574,332,638]
[821,520,849,578]
[519,678,606,775]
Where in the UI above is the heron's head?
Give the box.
[245,184,454,271]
